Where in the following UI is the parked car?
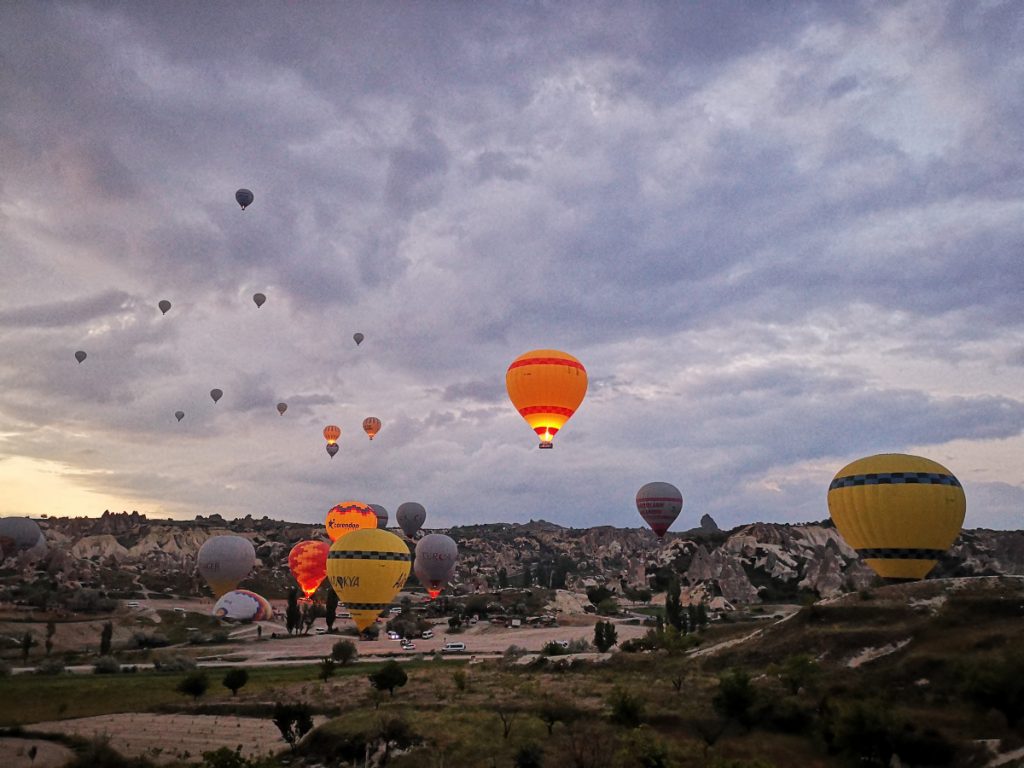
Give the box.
[401,640,416,650]
[126,601,140,608]
[387,631,401,640]
[315,627,327,634]
[442,642,466,653]
[420,629,434,639]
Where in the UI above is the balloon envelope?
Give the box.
[288,540,330,598]
[414,533,458,599]
[213,589,273,622]
[827,453,966,580]
[506,349,587,448]
[75,351,87,363]
[197,535,256,597]
[325,501,378,542]
[277,402,287,415]
[210,388,223,403]
[362,417,381,440]
[175,410,185,422]
[327,529,411,632]
[326,443,339,458]
[0,517,44,559]
[353,333,364,346]
[253,292,266,308]
[396,502,426,538]
[158,300,171,315]
[369,504,389,529]
[636,482,683,538]
[323,425,340,444]
[235,189,254,209]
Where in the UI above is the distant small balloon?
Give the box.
[277,402,287,415]
[235,189,254,210]
[175,411,185,422]
[326,443,339,458]
[253,293,266,308]
[158,300,172,315]
[362,417,381,441]
[75,351,87,364]
[210,388,223,403]
[353,332,364,346]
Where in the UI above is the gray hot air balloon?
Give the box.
[277,402,287,415]
[369,504,389,529]
[75,351,87,363]
[353,332,364,346]
[414,533,458,599]
[235,189,254,210]
[158,300,171,315]
[253,293,266,308]
[210,388,223,403]
[396,502,426,539]
[175,410,185,422]
[326,443,339,458]
[197,535,256,597]
[0,516,44,559]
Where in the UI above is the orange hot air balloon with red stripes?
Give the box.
[362,417,382,441]
[325,500,378,542]
[288,540,330,599]
[506,349,588,448]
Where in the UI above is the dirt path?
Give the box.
[0,737,75,768]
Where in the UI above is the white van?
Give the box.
[442,642,466,653]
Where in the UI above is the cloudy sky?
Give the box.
[1,1,1022,532]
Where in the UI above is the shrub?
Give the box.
[35,658,65,676]
[177,670,209,700]
[93,656,121,674]
[222,668,249,696]
[503,645,528,662]
[0,660,11,676]
[541,641,569,657]
[331,639,358,665]
[154,655,196,672]
[608,686,645,728]
[514,742,544,768]
[369,660,408,696]
[712,669,757,729]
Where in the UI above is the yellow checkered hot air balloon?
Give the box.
[506,349,587,449]
[827,453,966,580]
[327,528,411,632]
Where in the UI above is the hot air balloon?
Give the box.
[327,528,411,632]
[235,189,254,210]
[325,501,378,542]
[326,443,339,458]
[353,333,364,346]
[75,351,87,364]
[396,502,426,539]
[0,517,44,559]
[277,402,288,415]
[210,388,223,403]
[324,425,340,443]
[362,417,382,441]
[197,535,256,597]
[636,482,683,538]
[213,589,273,622]
[253,293,266,308]
[370,504,389,529]
[827,453,966,580]
[288,540,330,599]
[175,410,185,422]
[158,300,172,315]
[414,533,458,599]
[506,349,587,448]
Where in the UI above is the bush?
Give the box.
[35,658,65,675]
[177,670,209,700]
[608,686,645,728]
[369,660,408,696]
[331,639,358,665]
[712,669,757,729]
[154,655,196,672]
[0,660,11,676]
[222,668,249,696]
[93,656,121,674]
[503,645,528,662]
[541,641,569,656]
[514,742,544,768]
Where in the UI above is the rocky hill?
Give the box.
[2,511,1022,608]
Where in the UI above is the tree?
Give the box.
[324,588,339,632]
[608,687,645,728]
[21,631,34,661]
[331,639,358,665]
[537,698,581,735]
[779,654,819,695]
[498,567,509,589]
[665,577,684,633]
[496,706,518,739]
[272,701,314,751]
[45,620,56,656]
[177,670,209,701]
[368,660,408,697]
[712,669,757,729]
[99,621,113,657]
[222,668,249,696]
[961,648,1024,727]
[318,656,336,681]
[285,587,300,635]
[594,620,618,652]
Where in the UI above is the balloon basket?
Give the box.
[538,442,553,449]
